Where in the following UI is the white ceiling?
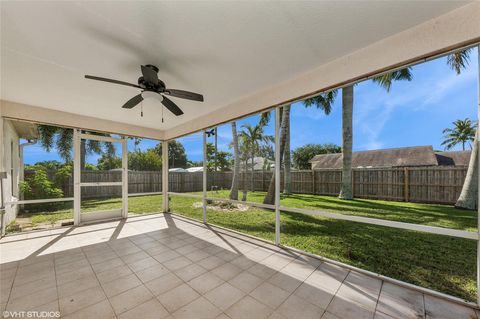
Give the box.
[0,1,469,133]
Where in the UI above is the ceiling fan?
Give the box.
[85,65,203,116]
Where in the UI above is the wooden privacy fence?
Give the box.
[26,167,468,204]
[203,167,467,204]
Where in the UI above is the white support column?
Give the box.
[202,130,207,223]
[122,136,128,218]
[0,116,5,236]
[476,45,480,306]
[275,107,281,245]
[73,129,81,225]
[162,141,169,213]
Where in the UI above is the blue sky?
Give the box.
[24,47,478,164]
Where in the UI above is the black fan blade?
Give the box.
[165,89,204,102]
[141,65,158,85]
[122,94,144,109]
[85,75,141,89]
[162,95,184,116]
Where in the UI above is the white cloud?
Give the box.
[352,55,477,150]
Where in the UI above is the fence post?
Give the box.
[351,170,355,197]
[404,167,409,202]
[312,170,315,195]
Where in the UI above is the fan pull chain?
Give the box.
[141,101,144,117]
[162,104,164,123]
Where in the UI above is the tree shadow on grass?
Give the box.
[204,208,476,301]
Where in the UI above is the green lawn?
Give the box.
[206,190,477,231]
[15,191,477,301]
[17,195,163,224]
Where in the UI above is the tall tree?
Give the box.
[292,143,341,170]
[448,48,478,210]
[442,118,476,151]
[229,122,240,200]
[239,122,273,193]
[263,94,336,204]
[263,106,289,204]
[206,142,231,172]
[37,125,113,169]
[339,85,354,199]
[337,69,412,200]
[154,140,187,168]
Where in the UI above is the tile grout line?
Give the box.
[423,293,427,319]
[53,251,61,317]
[3,262,20,313]
[246,256,326,317]
[78,239,127,318]
[142,234,225,318]
[373,280,384,317]
[124,234,192,317]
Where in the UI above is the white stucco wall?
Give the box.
[2,119,20,231]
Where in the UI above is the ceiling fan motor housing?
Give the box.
[85,64,202,116]
[138,65,165,91]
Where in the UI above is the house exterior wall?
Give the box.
[1,119,20,231]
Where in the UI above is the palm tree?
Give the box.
[442,119,476,151]
[239,122,274,193]
[447,47,478,210]
[338,86,354,199]
[238,132,251,201]
[37,125,113,169]
[336,69,413,199]
[229,122,240,200]
[263,93,336,204]
[264,106,289,204]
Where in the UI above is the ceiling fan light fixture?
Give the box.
[141,90,163,101]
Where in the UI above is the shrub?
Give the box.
[20,166,64,213]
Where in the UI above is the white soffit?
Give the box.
[0,1,477,139]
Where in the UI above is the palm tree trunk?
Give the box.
[456,47,479,210]
[242,159,248,201]
[229,122,240,200]
[339,85,353,200]
[251,155,255,192]
[283,105,291,195]
[264,107,288,205]
[455,132,478,210]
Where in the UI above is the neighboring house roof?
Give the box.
[240,157,274,170]
[435,151,471,166]
[310,146,439,169]
[186,167,203,172]
[169,168,187,172]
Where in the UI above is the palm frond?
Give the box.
[447,49,472,75]
[303,90,337,115]
[37,125,58,151]
[56,129,73,162]
[372,67,412,92]
[259,111,271,127]
[441,118,476,150]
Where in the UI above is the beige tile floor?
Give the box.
[1,213,478,319]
